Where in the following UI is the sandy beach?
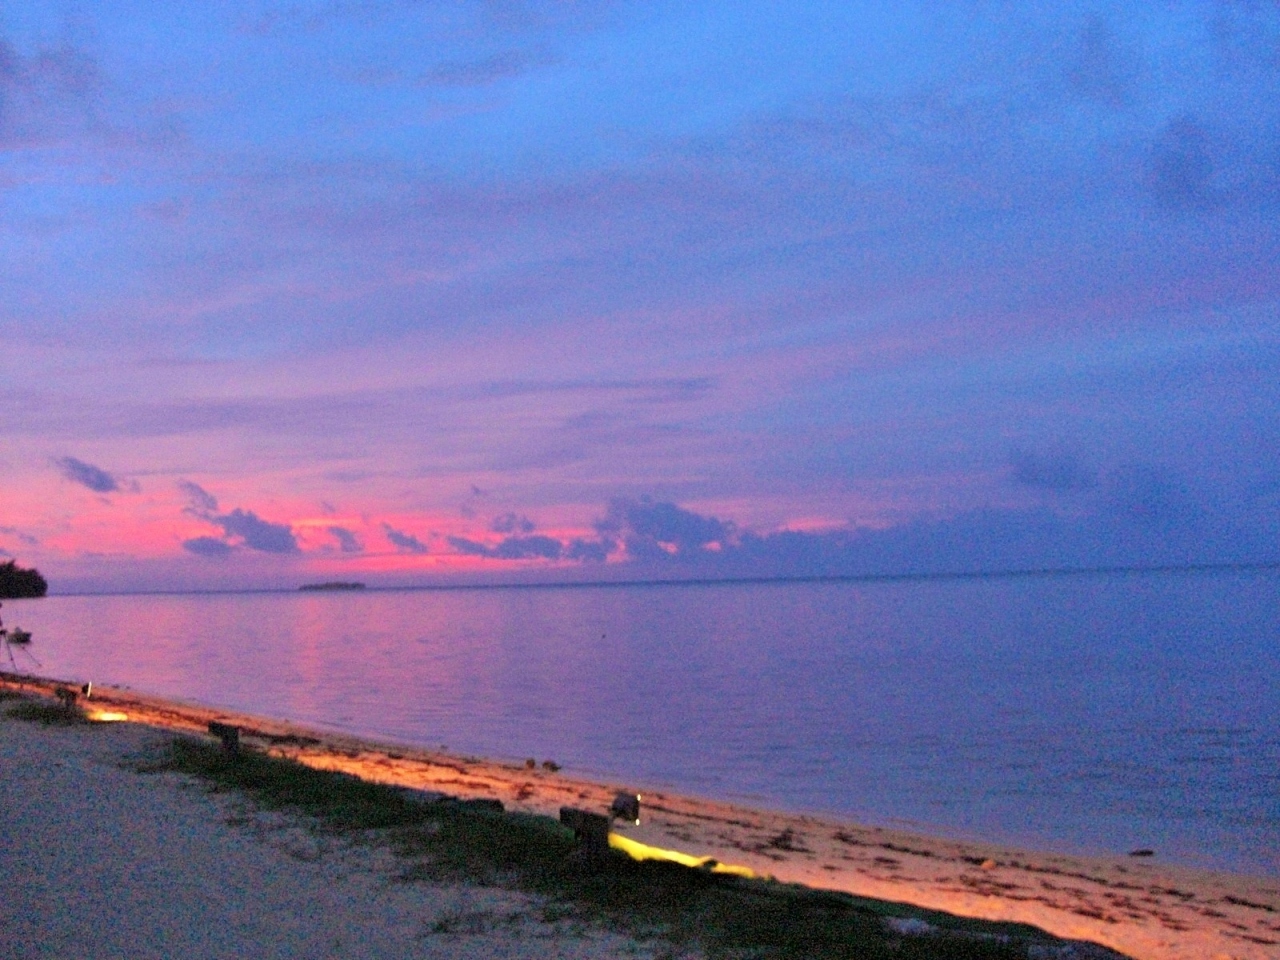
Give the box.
[3,672,1277,960]
[1,704,665,960]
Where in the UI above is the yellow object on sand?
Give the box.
[608,832,756,878]
[86,709,129,722]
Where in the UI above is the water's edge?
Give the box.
[6,572,1278,876]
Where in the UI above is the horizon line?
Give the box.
[36,558,1280,600]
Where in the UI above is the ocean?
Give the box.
[5,568,1278,877]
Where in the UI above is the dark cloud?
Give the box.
[1063,15,1136,107]
[383,523,428,553]
[237,1,613,37]
[328,526,363,553]
[178,480,219,513]
[0,38,100,149]
[491,512,536,534]
[599,497,734,556]
[562,484,1280,579]
[565,537,609,562]
[421,51,547,87]
[0,525,39,546]
[448,533,564,559]
[492,535,562,560]
[723,515,1077,578]
[182,536,232,558]
[53,456,120,493]
[1009,450,1096,491]
[182,477,1280,579]
[469,378,714,403]
[1247,477,1280,504]
[447,535,489,557]
[0,379,715,444]
[1104,464,1187,526]
[1147,117,1221,211]
[212,508,299,553]
[175,482,297,554]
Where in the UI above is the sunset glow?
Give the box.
[2,3,1278,592]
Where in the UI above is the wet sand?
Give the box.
[4,672,1277,960]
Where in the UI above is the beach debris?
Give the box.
[541,760,560,772]
[261,733,320,748]
[609,791,641,825]
[392,786,449,805]
[391,789,502,813]
[208,720,241,754]
[457,797,504,814]
[81,682,93,698]
[560,806,611,856]
[524,758,536,769]
[884,916,935,937]
[1128,848,1155,858]
[764,828,812,853]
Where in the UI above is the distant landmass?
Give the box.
[298,581,366,591]
[0,560,48,599]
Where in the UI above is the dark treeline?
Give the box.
[0,560,48,598]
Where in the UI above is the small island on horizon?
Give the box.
[298,581,367,592]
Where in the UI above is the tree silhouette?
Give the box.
[0,560,48,598]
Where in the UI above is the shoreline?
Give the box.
[1,690,661,960]
[3,671,1278,960]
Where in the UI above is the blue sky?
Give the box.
[2,1,1278,590]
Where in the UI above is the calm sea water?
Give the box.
[5,570,1278,876]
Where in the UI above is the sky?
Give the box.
[2,0,1279,592]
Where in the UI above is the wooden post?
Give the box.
[560,807,611,857]
[208,721,240,754]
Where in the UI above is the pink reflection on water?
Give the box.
[7,575,1279,878]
